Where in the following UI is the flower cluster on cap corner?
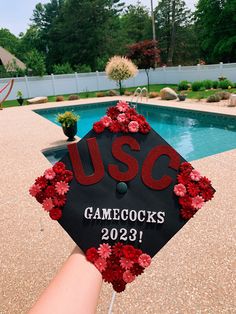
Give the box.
[174,162,215,220]
[86,243,151,293]
[29,162,73,220]
[93,101,151,134]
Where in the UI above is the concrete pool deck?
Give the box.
[0,97,236,313]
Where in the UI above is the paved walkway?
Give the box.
[0,97,235,313]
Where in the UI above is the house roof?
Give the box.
[0,46,26,71]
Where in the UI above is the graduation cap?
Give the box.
[29,101,215,292]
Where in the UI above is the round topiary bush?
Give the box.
[149,92,159,98]
[68,95,79,101]
[107,90,118,96]
[105,56,138,95]
[56,95,65,102]
[206,94,221,102]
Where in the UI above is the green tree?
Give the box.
[0,28,20,56]
[120,2,152,44]
[195,0,236,63]
[53,62,73,74]
[154,0,195,65]
[25,49,46,76]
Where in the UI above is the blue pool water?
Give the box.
[35,101,236,161]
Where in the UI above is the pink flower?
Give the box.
[98,243,112,259]
[44,168,56,180]
[116,101,129,112]
[94,257,107,272]
[55,181,69,195]
[138,254,151,268]
[117,113,127,123]
[29,184,41,197]
[174,183,187,197]
[190,169,201,181]
[191,195,204,209]
[123,270,135,283]
[120,257,134,270]
[128,121,139,133]
[101,115,112,127]
[42,198,54,212]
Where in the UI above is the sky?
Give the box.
[0,0,197,36]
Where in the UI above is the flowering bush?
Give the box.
[174,162,215,220]
[86,243,151,293]
[105,56,138,95]
[93,101,151,134]
[29,162,73,220]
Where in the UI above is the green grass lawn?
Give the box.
[2,84,236,108]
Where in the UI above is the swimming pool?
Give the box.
[35,101,236,161]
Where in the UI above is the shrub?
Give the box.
[96,92,106,97]
[107,90,118,96]
[124,90,133,96]
[68,95,79,100]
[218,79,233,89]
[105,56,138,95]
[56,111,79,128]
[177,80,189,91]
[53,63,73,74]
[202,80,213,89]
[215,91,231,100]
[149,92,159,98]
[75,64,92,73]
[206,94,221,102]
[56,96,65,102]
[191,81,203,91]
[212,81,219,89]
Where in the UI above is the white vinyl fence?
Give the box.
[1,62,236,101]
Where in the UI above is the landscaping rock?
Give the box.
[27,96,48,105]
[160,87,177,100]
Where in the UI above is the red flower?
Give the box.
[180,208,196,220]
[98,243,112,259]
[177,172,191,185]
[53,162,66,174]
[130,263,144,276]
[53,194,66,207]
[106,106,119,119]
[35,191,46,204]
[139,122,151,134]
[102,269,115,283]
[120,124,129,133]
[123,270,135,283]
[179,162,193,173]
[109,120,121,133]
[49,208,62,220]
[120,257,134,270]
[93,121,105,133]
[199,176,211,190]
[122,245,136,260]
[138,254,151,268]
[45,185,56,198]
[94,258,107,272]
[179,195,193,209]
[200,187,215,201]
[29,184,41,197]
[112,268,123,281]
[126,108,137,119]
[63,170,73,182]
[112,242,124,257]
[86,247,99,263]
[112,280,126,293]
[35,176,48,189]
[187,182,200,197]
